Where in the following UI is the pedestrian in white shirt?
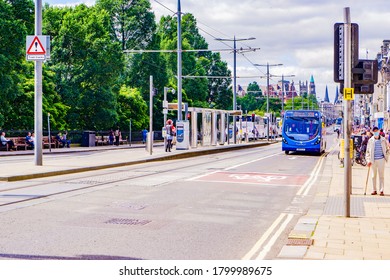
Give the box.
[366,127,389,196]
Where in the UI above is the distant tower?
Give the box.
[309,75,316,96]
[299,80,308,96]
[324,85,330,103]
[334,86,340,104]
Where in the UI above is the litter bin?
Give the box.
[82,131,96,147]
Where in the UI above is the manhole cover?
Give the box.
[287,238,313,246]
[105,218,151,226]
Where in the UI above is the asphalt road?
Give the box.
[0,142,327,260]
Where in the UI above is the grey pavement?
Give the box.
[278,143,390,260]
[0,141,271,181]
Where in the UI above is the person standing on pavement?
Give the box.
[142,128,148,144]
[366,127,389,196]
[109,129,114,145]
[165,119,174,152]
[114,127,121,146]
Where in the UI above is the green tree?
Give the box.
[158,14,230,109]
[206,53,232,109]
[260,98,282,116]
[247,81,262,97]
[0,0,32,129]
[45,4,124,130]
[117,85,148,130]
[14,63,70,130]
[96,0,155,51]
[237,94,265,112]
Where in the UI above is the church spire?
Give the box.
[334,86,339,104]
[324,85,330,102]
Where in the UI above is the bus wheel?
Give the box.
[285,151,289,155]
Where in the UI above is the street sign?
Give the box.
[334,23,359,82]
[343,87,354,100]
[167,103,185,110]
[26,35,50,60]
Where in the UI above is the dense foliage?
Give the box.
[1,0,290,133]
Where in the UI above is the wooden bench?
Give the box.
[13,137,30,150]
[42,136,56,149]
[119,137,128,145]
[95,135,106,146]
[52,136,64,148]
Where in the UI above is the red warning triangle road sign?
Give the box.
[27,36,46,55]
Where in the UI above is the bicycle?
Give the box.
[354,145,367,166]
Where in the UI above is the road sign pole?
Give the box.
[149,75,153,155]
[34,0,43,166]
[343,7,352,218]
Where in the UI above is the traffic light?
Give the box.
[251,114,255,122]
[352,59,378,85]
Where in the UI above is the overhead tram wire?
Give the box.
[153,0,176,15]
[123,48,246,53]
[152,0,261,74]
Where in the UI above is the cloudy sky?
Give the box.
[45,0,390,102]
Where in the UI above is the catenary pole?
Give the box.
[34,0,43,165]
[216,36,255,144]
[233,36,237,144]
[177,0,182,121]
[254,63,282,140]
[149,75,153,155]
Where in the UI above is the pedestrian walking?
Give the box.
[366,127,389,196]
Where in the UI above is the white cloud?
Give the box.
[45,0,390,101]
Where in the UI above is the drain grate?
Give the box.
[287,238,313,246]
[105,218,151,226]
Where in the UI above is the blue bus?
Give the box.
[282,110,326,155]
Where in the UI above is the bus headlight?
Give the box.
[314,137,321,145]
[282,137,288,144]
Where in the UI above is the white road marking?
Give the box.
[296,153,324,196]
[190,179,301,187]
[242,213,287,260]
[255,213,295,259]
[186,152,281,181]
[228,174,287,182]
[224,152,283,171]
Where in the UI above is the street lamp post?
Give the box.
[177,0,183,121]
[254,63,282,140]
[215,36,255,144]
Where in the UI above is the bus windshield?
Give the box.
[284,117,320,141]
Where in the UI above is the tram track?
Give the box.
[0,146,281,208]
